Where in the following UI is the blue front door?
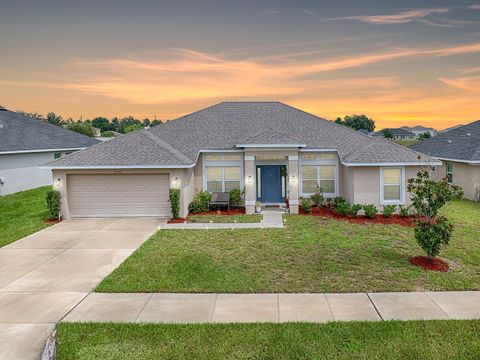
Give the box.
[257,165,283,203]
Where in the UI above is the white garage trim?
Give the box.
[68,173,171,218]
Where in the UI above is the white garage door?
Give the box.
[68,174,171,218]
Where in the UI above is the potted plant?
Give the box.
[255,201,262,213]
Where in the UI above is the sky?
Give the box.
[1,0,479,129]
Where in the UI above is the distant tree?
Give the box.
[92,117,112,132]
[67,123,95,137]
[150,119,162,127]
[119,116,141,133]
[46,112,64,126]
[335,115,375,131]
[16,110,44,120]
[142,118,151,127]
[111,117,122,133]
[418,132,432,140]
[382,129,394,139]
[123,123,143,133]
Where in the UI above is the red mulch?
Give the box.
[410,256,449,272]
[188,207,246,216]
[167,218,186,224]
[45,219,62,224]
[299,206,415,227]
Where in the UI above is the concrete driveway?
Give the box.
[0,218,164,359]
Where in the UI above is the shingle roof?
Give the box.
[46,102,428,167]
[238,128,305,146]
[0,109,100,153]
[375,128,415,136]
[410,120,480,162]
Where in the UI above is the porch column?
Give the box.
[244,155,255,214]
[288,155,299,214]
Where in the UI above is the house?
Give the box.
[373,128,416,140]
[44,102,437,218]
[401,125,437,137]
[0,108,100,195]
[356,129,373,136]
[410,120,480,201]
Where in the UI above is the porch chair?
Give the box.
[208,192,230,210]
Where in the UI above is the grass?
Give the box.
[56,320,480,359]
[96,200,480,293]
[187,214,262,223]
[393,139,419,147]
[0,186,52,247]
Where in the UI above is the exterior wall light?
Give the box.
[247,175,252,184]
[173,176,180,187]
[290,174,296,183]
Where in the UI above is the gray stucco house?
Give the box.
[45,102,437,218]
[0,109,99,195]
[411,120,480,201]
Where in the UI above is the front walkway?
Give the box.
[162,208,285,229]
[62,291,480,324]
[0,218,164,360]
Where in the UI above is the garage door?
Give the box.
[68,174,171,217]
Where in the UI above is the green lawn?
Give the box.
[97,200,480,293]
[187,214,262,223]
[0,186,52,247]
[393,139,419,147]
[56,320,480,359]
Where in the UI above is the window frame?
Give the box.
[299,153,338,197]
[446,162,453,183]
[54,152,62,159]
[203,153,243,193]
[380,167,405,205]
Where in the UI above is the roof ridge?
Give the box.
[240,127,304,144]
[141,130,192,163]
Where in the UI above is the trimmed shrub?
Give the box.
[414,216,453,259]
[335,201,351,216]
[311,188,324,206]
[301,197,313,213]
[350,204,363,217]
[334,197,346,207]
[229,189,242,207]
[382,204,396,218]
[46,190,61,219]
[188,191,212,213]
[398,205,411,217]
[363,204,378,218]
[169,189,180,219]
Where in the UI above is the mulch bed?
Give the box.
[167,218,186,224]
[410,256,449,272]
[299,206,416,227]
[44,219,62,224]
[167,207,247,223]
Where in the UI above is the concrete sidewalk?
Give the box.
[162,209,285,229]
[63,291,480,324]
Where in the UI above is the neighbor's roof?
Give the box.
[0,109,99,153]
[410,120,480,163]
[46,102,430,168]
[401,125,435,132]
[375,128,415,137]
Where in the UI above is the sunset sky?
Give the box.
[1,0,479,129]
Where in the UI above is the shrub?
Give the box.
[325,197,334,208]
[363,204,378,218]
[414,216,453,259]
[382,204,396,218]
[101,131,115,137]
[168,189,180,219]
[188,191,212,213]
[398,205,411,217]
[311,187,324,206]
[229,189,242,207]
[350,204,363,217]
[46,190,61,219]
[301,197,313,213]
[67,123,95,137]
[335,201,351,216]
[334,197,346,207]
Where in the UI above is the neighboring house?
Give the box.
[91,127,102,137]
[44,102,437,219]
[0,109,100,195]
[401,125,437,137]
[373,128,416,140]
[411,120,480,201]
[356,129,373,136]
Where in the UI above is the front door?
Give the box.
[257,165,283,203]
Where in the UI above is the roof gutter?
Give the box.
[40,164,195,170]
[432,157,480,165]
[0,147,85,155]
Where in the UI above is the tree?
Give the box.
[418,132,432,140]
[335,115,375,131]
[46,112,64,126]
[16,110,44,120]
[67,123,95,137]
[150,119,162,127]
[92,117,113,132]
[119,116,141,133]
[382,128,394,139]
[142,118,151,127]
[407,169,463,260]
[123,123,143,133]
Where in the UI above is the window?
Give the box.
[54,152,62,159]
[381,168,403,203]
[446,162,453,183]
[301,165,337,195]
[206,166,240,193]
[205,154,240,161]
